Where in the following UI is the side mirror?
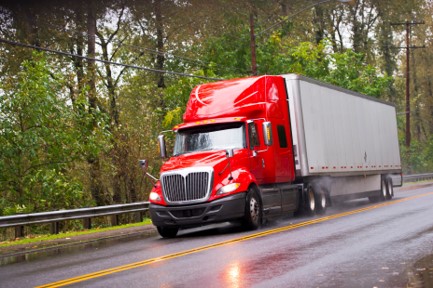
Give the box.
[158,134,167,158]
[139,159,149,173]
[263,121,273,146]
[138,159,158,183]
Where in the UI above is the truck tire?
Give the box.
[157,226,179,238]
[386,178,394,200]
[304,184,316,215]
[369,177,391,203]
[243,188,262,230]
[315,189,327,214]
[380,177,387,201]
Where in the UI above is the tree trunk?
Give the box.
[154,0,166,90]
[313,6,325,44]
[86,0,106,206]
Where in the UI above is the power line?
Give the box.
[60,29,230,72]
[0,37,223,81]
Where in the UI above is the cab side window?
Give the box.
[277,125,288,148]
[248,122,259,149]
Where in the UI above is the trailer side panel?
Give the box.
[284,74,401,177]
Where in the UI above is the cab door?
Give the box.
[247,120,266,183]
[248,120,282,215]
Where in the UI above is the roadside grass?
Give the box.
[0,218,153,248]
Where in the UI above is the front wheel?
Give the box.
[243,188,262,230]
[157,226,179,238]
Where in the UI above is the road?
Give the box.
[1,184,433,288]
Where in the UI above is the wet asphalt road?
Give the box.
[1,184,433,288]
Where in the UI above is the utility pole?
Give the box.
[390,20,425,148]
[250,11,257,76]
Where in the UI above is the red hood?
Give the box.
[160,150,228,173]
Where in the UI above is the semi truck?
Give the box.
[143,74,402,238]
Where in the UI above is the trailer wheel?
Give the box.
[304,184,316,214]
[243,188,262,230]
[315,189,327,214]
[381,177,389,201]
[386,178,394,200]
[157,226,179,238]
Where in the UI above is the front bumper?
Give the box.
[150,192,246,228]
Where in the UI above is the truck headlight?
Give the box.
[217,183,241,195]
[149,191,162,202]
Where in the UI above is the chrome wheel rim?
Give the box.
[381,180,387,198]
[308,188,315,211]
[249,197,259,224]
[320,193,326,209]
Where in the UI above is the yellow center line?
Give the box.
[36,191,433,288]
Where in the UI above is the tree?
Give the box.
[0,53,90,215]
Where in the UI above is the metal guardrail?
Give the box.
[403,173,433,183]
[0,202,149,238]
[1,173,433,239]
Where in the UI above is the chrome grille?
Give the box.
[161,167,213,204]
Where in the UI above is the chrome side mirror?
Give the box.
[139,159,158,183]
[158,134,167,158]
[139,159,149,173]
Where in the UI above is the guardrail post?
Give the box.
[111,215,119,226]
[50,222,60,234]
[83,218,91,230]
[15,225,24,238]
[134,212,142,223]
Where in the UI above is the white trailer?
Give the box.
[283,74,402,201]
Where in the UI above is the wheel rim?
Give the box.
[387,180,393,198]
[381,180,387,198]
[308,188,315,211]
[320,193,326,209]
[249,196,259,224]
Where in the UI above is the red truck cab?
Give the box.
[148,76,299,238]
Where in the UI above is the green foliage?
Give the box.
[323,49,392,97]
[400,137,433,174]
[199,25,251,77]
[202,27,391,97]
[286,42,390,97]
[0,0,431,221]
[0,52,90,215]
[162,74,207,129]
[285,41,330,79]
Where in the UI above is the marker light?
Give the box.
[217,183,241,195]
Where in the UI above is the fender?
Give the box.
[209,167,258,202]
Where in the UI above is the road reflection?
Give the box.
[225,262,242,288]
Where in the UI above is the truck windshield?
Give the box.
[173,123,246,156]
